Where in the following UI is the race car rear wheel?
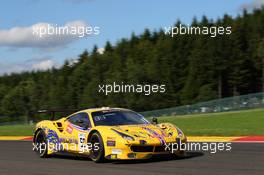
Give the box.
[175,150,186,157]
[34,129,48,158]
[89,132,105,163]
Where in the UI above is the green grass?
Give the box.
[157,108,264,136]
[0,124,34,136]
[0,108,264,136]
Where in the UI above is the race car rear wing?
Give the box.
[30,109,81,120]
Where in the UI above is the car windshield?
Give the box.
[91,110,150,126]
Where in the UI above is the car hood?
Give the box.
[111,123,178,139]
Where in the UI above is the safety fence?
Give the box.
[140,92,264,117]
[1,92,264,124]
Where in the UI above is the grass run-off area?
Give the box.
[0,108,263,136]
[0,124,34,136]
[158,108,264,136]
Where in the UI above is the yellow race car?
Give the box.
[33,107,187,162]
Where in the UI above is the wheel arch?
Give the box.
[33,128,44,143]
[87,129,100,141]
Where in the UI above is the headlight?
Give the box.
[176,127,184,137]
[112,129,135,141]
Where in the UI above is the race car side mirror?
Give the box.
[152,117,158,124]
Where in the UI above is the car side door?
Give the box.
[64,112,91,153]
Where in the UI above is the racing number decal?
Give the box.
[78,133,86,150]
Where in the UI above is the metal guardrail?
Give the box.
[140,92,264,117]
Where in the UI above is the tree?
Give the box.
[1,8,264,117]
[257,39,264,92]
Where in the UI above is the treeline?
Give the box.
[1,9,264,120]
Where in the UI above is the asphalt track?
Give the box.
[0,141,263,175]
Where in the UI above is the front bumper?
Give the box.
[104,136,187,160]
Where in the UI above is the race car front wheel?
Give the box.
[34,129,48,158]
[89,132,105,163]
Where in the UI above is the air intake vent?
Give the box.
[56,122,62,127]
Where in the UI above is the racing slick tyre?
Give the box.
[34,129,48,158]
[89,132,106,163]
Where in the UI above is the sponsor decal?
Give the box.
[107,140,116,146]
[143,127,166,145]
[112,149,122,155]
[107,137,116,140]
[59,137,78,144]
[66,125,73,134]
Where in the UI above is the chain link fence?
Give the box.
[140,92,264,117]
